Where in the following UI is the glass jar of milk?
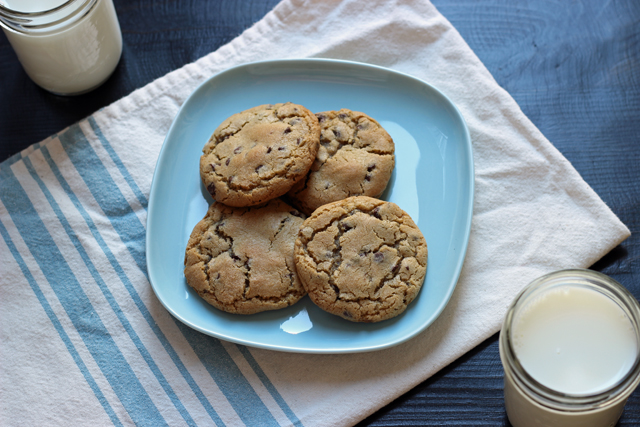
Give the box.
[500,269,640,427]
[0,0,122,95]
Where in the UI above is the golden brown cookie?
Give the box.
[286,109,395,215]
[294,196,427,322]
[184,198,307,314]
[200,102,320,207]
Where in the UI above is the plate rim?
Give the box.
[146,58,474,353]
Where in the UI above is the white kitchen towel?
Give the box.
[0,0,630,426]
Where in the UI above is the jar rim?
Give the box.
[0,1,75,16]
[0,0,96,34]
[500,269,640,412]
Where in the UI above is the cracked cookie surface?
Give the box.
[294,196,427,322]
[200,102,320,207]
[184,198,307,314]
[286,109,395,215]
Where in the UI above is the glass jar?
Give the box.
[0,0,122,95]
[499,269,640,427]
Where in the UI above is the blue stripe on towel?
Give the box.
[0,221,123,427]
[39,145,225,426]
[21,156,198,427]
[0,163,168,427]
[87,117,148,209]
[174,322,280,426]
[238,346,304,427]
[59,122,290,425]
[57,125,148,276]
[5,151,26,167]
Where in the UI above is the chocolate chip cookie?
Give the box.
[201,102,320,207]
[294,196,427,322]
[286,109,395,215]
[184,198,307,314]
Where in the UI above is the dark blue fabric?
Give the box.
[0,0,281,162]
[1,1,638,425]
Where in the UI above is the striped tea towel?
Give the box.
[0,0,630,426]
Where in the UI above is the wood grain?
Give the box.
[360,0,640,425]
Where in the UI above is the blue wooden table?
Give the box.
[1,1,638,425]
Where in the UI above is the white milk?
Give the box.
[0,0,122,95]
[500,270,640,427]
[512,285,638,395]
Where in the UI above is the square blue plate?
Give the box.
[147,59,473,353]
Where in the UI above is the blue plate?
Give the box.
[147,59,473,353]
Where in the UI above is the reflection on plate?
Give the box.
[146,59,473,353]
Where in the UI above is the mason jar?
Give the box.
[499,269,640,427]
[0,0,122,95]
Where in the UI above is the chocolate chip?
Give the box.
[234,147,242,154]
[365,174,371,181]
[267,147,272,153]
[278,146,286,151]
[228,176,233,184]
[338,113,347,119]
[210,163,216,171]
[341,223,353,232]
[332,129,341,138]
[296,138,301,145]
[317,114,326,122]
[225,158,230,166]
[207,183,216,197]
[372,207,381,219]
[342,310,352,318]
[374,252,384,263]
[284,127,292,134]
[367,164,376,172]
